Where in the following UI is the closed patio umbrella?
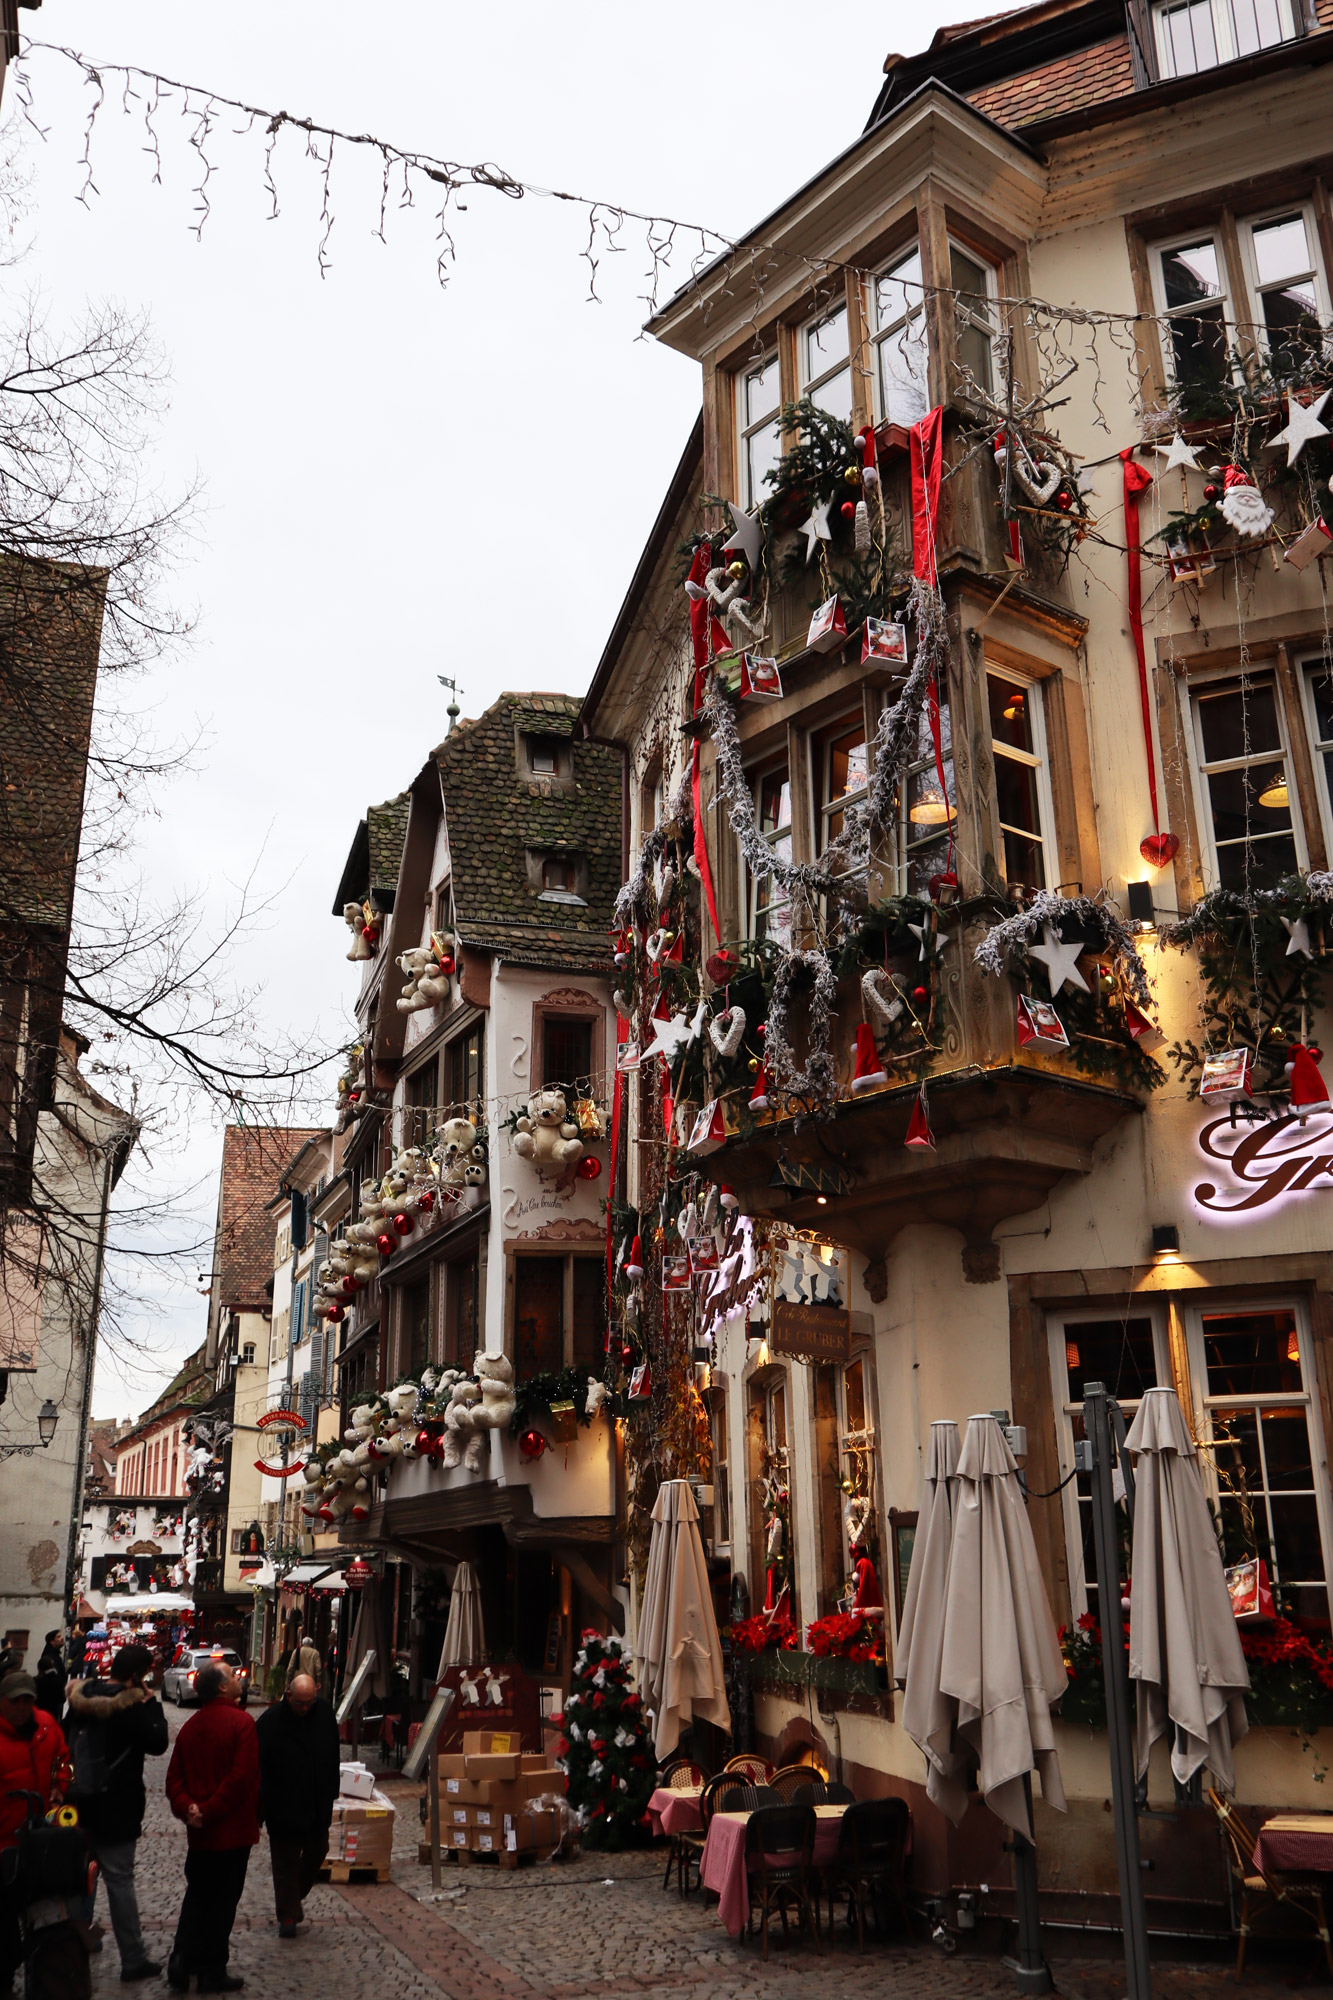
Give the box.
[896,1420,967,1823]
[347,1573,389,1699]
[938,1414,1068,1840]
[437,1560,487,1675]
[635,1479,730,1760]
[1124,1386,1250,1790]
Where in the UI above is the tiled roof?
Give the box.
[966,33,1134,122]
[214,1124,323,1314]
[0,556,103,932]
[437,693,622,972]
[87,1421,119,1494]
[366,795,411,896]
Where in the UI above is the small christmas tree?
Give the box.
[555,1629,656,1848]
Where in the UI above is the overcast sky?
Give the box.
[13,1,985,1420]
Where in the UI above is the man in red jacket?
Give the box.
[164,1665,258,1994]
[0,1668,82,2000]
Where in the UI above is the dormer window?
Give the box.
[529,738,559,777]
[1152,0,1296,78]
[531,849,588,904]
[543,855,576,893]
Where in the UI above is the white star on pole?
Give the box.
[647,999,707,1065]
[907,919,932,962]
[1282,914,1314,958]
[1271,389,1331,467]
[1155,434,1201,472]
[722,504,764,574]
[1028,924,1091,997]
[800,495,834,562]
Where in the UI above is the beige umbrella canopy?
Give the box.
[346,1574,389,1699]
[897,1420,967,1823]
[635,1479,730,1761]
[1124,1387,1250,1790]
[938,1414,1069,1839]
[437,1560,488,1676]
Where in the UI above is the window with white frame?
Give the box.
[1241,208,1328,365]
[988,670,1056,892]
[813,716,869,879]
[1192,675,1303,892]
[801,296,853,426]
[737,351,782,510]
[1301,655,1333,852]
[746,763,792,946]
[949,242,999,397]
[872,245,929,427]
[1151,233,1233,389]
[900,690,955,895]
[1048,1307,1171,1619]
[1152,0,1297,79]
[1185,1303,1331,1635]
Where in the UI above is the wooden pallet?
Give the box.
[317,1861,392,1884]
[416,1840,554,1872]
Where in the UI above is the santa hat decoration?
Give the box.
[624,1234,644,1279]
[1285,1043,1330,1122]
[857,423,879,490]
[852,1555,883,1612]
[851,1021,888,1094]
[749,1062,772,1114]
[904,1084,936,1151]
[1123,1000,1165,1052]
[1219,463,1275,541]
[718,1185,738,1209]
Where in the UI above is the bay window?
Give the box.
[872,244,929,427]
[988,670,1056,893]
[1152,0,1297,79]
[901,691,955,895]
[1152,233,1232,389]
[1192,675,1302,891]
[949,243,999,398]
[512,1252,605,1377]
[1241,209,1328,366]
[746,763,793,946]
[738,351,781,511]
[801,297,852,426]
[814,717,869,889]
[1302,656,1333,852]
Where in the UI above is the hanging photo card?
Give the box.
[739,653,783,700]
[661,1254,691,1292]
[686,1098,725,1156]
[1284,517,1333,571]
[1200,1047,1253,1100]
[807,594,847,653]
[616,1041,641,1073]
[861,617,908,667]
[689,1235,721,1274]
[1166,536,1217,585]
[1015,992,1069,1049]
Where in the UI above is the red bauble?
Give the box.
[361,925,378,943]
[1056,491,1072,511]
[341,1275,358,1296]
[437,952,456,975]
[326,1304,345,1324]
[621,1343,635,1364]
[840,500,856,518]
[912,985,928,1004]
[1203,482,1219,501]
[376,1232,396,1257]
[518,1427,548,1461]
[347,1090,361,1104]
[393,1211,413,1234]
[577,1155,602,1181]
[415,1428,436,1458]
[756,1022,765,1038]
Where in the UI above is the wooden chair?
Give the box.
[768,1763,820,1803]
[822,1798,913,1951]
[659,1761,707,1891]
[743,1804,822,1960]
[1208,1788,1333,1979]
[724,1752,776,1782]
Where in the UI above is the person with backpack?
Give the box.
[0,1668,84,2000]
[65,1643,166,1984]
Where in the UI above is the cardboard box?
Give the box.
[520,1753,550,1773]
[328,1790,394,1867]
[468,1826,498,1853]
[339,1762,376,1800]
[463,1730,521,1755]
[505,1808,560,1853]
[442,1777,490,1804]
[436,1754,468,1781]
[463,1752,521,1781]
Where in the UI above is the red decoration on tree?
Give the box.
[1139,832,1179,869]
[904,1086,935,1151]
[326,1304,345,1323]
[418,1189,435,1212]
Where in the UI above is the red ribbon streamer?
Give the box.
[691,739,721,950]
[1120,447,1160,832]
[910,407,944,586]
[604,1035,625,1353]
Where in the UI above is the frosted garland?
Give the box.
[972,890,1152,1007]
[765,945,840,1109]
[1162,873,1333,950]
[614,771,694,931]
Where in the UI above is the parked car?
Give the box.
[161,1645,249,1707]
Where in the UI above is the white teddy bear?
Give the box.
[384,1381,419,1422]
[440,1116,478,1195]
[475,1351,516,1430]
[441,1378,483,1470]
[396,943,451,1014]
[512,1089,583,1174]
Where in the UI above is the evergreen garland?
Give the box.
[507,1367,603,1439]
[555,1631,657,1848]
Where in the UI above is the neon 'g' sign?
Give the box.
[1195,1110,1333,1214]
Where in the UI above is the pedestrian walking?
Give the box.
[165,1665,259,1993]
[33,1633,66,1720]
[285,1630,322,1691]
[256,1672,340,1938]
[65,1642,167,1982]
[66,1629,87,1677]
[0,1669,88,2000]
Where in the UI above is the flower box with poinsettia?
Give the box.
[805,1611,879,1661]
[1058,1610,1333,1731]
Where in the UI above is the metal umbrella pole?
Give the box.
[1081,1381,1152,2000]
[1004,1774,1050,1992]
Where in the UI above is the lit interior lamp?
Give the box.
[1258,771,1289,810]
[909,783,952,824]
[816,1193,828,1206]
[1002,690,1025,722]
[1288,1327,1301,1364]
[1065,1340,1081,1371]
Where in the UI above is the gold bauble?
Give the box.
[844,465,862,486]
[727,560,747,580]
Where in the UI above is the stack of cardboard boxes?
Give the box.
[437,1729,565,1857]
[328,1763,396,1875]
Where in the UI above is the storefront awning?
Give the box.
[103,1593,193,1616]
[280,1561,347,1591]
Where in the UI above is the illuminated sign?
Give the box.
[1194,1109,1333,1215]
[253,1407,309,1479]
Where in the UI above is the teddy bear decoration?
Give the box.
[512,1089,583,1175]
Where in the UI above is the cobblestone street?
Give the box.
[75,1709,1327,2000]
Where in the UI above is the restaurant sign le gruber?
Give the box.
[770,1301,852,1364]
[1194,1106,1333,1214]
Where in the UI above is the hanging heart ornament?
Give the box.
[1139,832,1179,868]
[861,968,904,1028]
[1011,449,1063,507]
[709,1005,747,1058]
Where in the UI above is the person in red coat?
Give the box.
[0,1668,83,2000]
[164,1665,259,1993]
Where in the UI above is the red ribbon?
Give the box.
[691,739,722,951]
[604,1035,625,1353]
[1120,447,1160,832]
[910,407,944,586]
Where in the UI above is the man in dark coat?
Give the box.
[65,1642,167,1982]
[255,1673,340,1938]
[33,1633,66,1721]
[165,1665,259,1993]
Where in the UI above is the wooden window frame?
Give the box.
[530,990,605,1100]
[1187,666,1309,892]
[506,1248,605,1375]
[1151,0,1299,80]
[986,662,1061,894]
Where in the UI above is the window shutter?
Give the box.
[90,1556,106,1590]
[308,1326,324,1410]
[291,1190,308,1251]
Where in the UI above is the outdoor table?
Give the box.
[647,1785,704,1836]
[1253,1814,1333,1875]
[700,1804,847,1938]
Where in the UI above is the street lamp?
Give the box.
[0,1401,59,1458]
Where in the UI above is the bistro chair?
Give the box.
[793,1780,854,1806]
[659,1761,708,1892]
[671,1773,744,1899]
[821,1797,913,1952]
[743,1804,822,1960]
[724,1752,776,1782]
[768,1763,821,1803]
[1208,1788,1333,1978]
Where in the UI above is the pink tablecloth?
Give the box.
[1253,1815,1333,1875]
[647,1786,704,1837]
[701,1808,845,1938]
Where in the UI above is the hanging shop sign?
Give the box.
[343,1559,373,1588]
[768,1233,852,1363]
[1193,1109,1333,1215]
[253,1407,309,1479]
